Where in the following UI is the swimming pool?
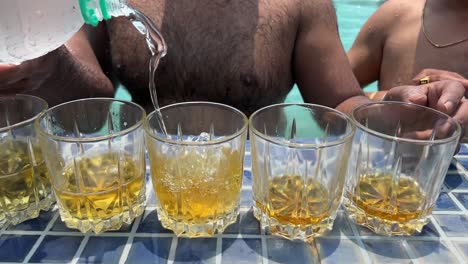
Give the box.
[284,0,383,103]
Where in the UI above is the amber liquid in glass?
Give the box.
[256,175,332,225]
[0,140,53,226]
[54,152,145,233]
[349,173,426,223]
[150,147,242,236]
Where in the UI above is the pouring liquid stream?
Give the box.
[128,9,168,136]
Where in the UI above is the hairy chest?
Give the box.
[108,0,299,113]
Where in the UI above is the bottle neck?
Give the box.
[79,0,132,26]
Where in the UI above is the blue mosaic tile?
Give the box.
[221,238,262,263]
[444,173,468,190]
[145,171,151,181]
[434,192,460,211]
[363,239,410,263]
[448,162,458,172]
[0,235,39,262]
[137,210,173,233]
[224,210,261,235]
[353,215,440,237]
[243,170,252,186]
[407,240,459,263]
[245,141,251,152]
[50,217,133,233]
[146,190,157,207]
[125,237,172,264]
[78,236,127,264]
[418,220,440,237]
[240,189,253,207]
[327,211,354,237]
[455,158,468,170]
[433,215,468,237]
[454,241,468,260]
[30,235,83,263]
[355,221,378,236]
[456,144,468,155]
[7,210,55,231]
[174,238,217,264]
[50,216,76,232]
[266,237,318,264]
[453,193,468,210]
[108,222,134,233]
[244,155,252,167]
[316,238,364,264]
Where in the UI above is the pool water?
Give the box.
[115,0,383,102]
[284,0,383,103]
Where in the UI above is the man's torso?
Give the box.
[379,0,468,89]
[107,0,299,115]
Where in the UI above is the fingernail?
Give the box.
[444,101,454,113]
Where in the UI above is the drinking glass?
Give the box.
[250,103,354,241]
[36,98,147,233]
[0,95,54,227]
[145,102,248,237]
[344,102,461,235]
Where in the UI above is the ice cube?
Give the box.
[186,132,211,142]
[198,132,210,141]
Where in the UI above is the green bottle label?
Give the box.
[79,0,111,26]
[79,0,99,26]
[100,0,111,20]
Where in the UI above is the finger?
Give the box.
[0,61,38,84]
[408,93,428,105]
[0,79,31,94]
[452,100,468,143]
[413,69,433,80]
[429,81,464,115]
[412,75,437,86]
[412,68,465,81]
[402,129,434,140]
[448,71,466,79]
[419,74,468,92]
[0,64,16,71]
[460,80,468,93]
[406,85,429,105]
[0,64,20,83]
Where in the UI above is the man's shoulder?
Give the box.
[377,0,423,14]
[369,0,424,31]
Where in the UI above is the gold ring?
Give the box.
[419,76,430,85]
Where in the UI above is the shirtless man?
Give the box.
[348,0,468,99]
[1,0,467,130]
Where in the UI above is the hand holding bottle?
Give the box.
[0,49,61,95]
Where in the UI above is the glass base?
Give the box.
[0,193,55,227]
[343,197,429,236]
[39,192,56,211]
[3,205,40,226]
[157,205,240,237]
[58,196,145,234]
[253,205,334,242]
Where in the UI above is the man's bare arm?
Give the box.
[294,0,369,114]
[347,0,405,88]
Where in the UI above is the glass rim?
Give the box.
[35,98,146,143]
[249,103,355,148]
[0,94,48,133]
[145,101,249,146]
[351,101,462,144]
